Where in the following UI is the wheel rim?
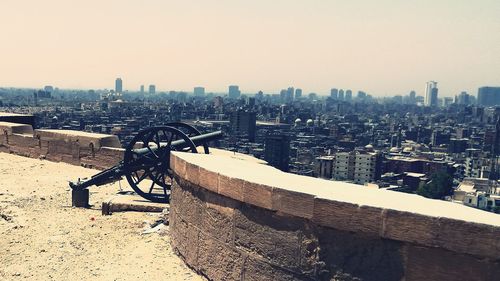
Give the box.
[165,122,210,154]
[123,126,197,203]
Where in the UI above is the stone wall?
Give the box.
[0,121,123,169]
[170,152,500,281]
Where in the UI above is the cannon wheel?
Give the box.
[165,122,210,154]
[123,126,197,203]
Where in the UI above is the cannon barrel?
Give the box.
[132,130,223,155]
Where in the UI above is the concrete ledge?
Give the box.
[170,151,500,281]
[0,121,124,170]
[35,129,121,149]
[0,121,34,135]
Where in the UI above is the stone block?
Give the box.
[404,245,496,281]
[437,217,500,260]
[0,121,33,135]
[273,188,314,219]
[198,232,244,281]
[35,129,120,149]
[218,174,244,201]
[382,209,440,247]
[8,134,38,148]
[316,226,404,281]
[198,167,218,193]
[200,189,238,245]
[313,199,382,235]
[172,154,187,179]
[242,256,275,281]
[171,215,200,268]
[243,182,273,210]
[234,204,304,270]
[185,161,200,186]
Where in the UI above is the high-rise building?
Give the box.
[229,110,256,142]
[149,85,156,94]
[457,91,471,105]
[330,88,338,99]
[194,87,205,96]
[264,134,290,172]
[228,85,241,99]
[357,91,367,100]
[409,90,416,104]
[287,87,294,102]
[295,88,302,99]
[140,85,145,94]
[115,78,123,93]
[478,87,500,106]
[338,89,345,101]
[425,81,438,107]
[345,90,352,101]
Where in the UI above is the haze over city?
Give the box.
[0,0,499,96]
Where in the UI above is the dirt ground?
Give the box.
[0,152,204,281]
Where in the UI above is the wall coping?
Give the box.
[0,121,34,135]
[171,151,500,260]
[35,129,121,148]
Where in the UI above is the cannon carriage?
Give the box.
[70,122,223,206]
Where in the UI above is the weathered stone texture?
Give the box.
[171,167,500,281]
[404,245,500,281]
[313,199,382,235]
[317,227,404,281]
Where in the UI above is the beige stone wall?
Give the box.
[170,152,500,281]
[0,121,123,169]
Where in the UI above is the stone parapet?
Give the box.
[0,121,123,169]
[170,152,500,281]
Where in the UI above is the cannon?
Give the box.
[69,122,223,206]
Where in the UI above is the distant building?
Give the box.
[409,91,416,104]
[295,88,302,99]
[140,85,144,94]
[264,134,290,172]
[345,90,352,101]
[330,88,338,99]
[115,78,123,93]
[149,85,156,94]
[338,89,345,101]
[230,110,256,142]
[448,138,468,154]
[333,151,355,181]
[194,87,205,96]
[443,97,454,107]
[478,87,500,106]
[315,155,335,179]
[353,151,382,185]
[357,91,367,100]
[44,85,54,93]
[456,91,471,105]
[425,81,438,107]
[228,85,240,99]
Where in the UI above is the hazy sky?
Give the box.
[0,1,499,97]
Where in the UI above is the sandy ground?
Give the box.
[0,152,203,281]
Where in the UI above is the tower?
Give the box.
[115,78,123,93]
[425,81,438,107]
[264,134,290,172]
[228,85,240,99]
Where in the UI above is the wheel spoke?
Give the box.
[148,178,156,194]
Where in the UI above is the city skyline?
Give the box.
[0,1,499,96]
